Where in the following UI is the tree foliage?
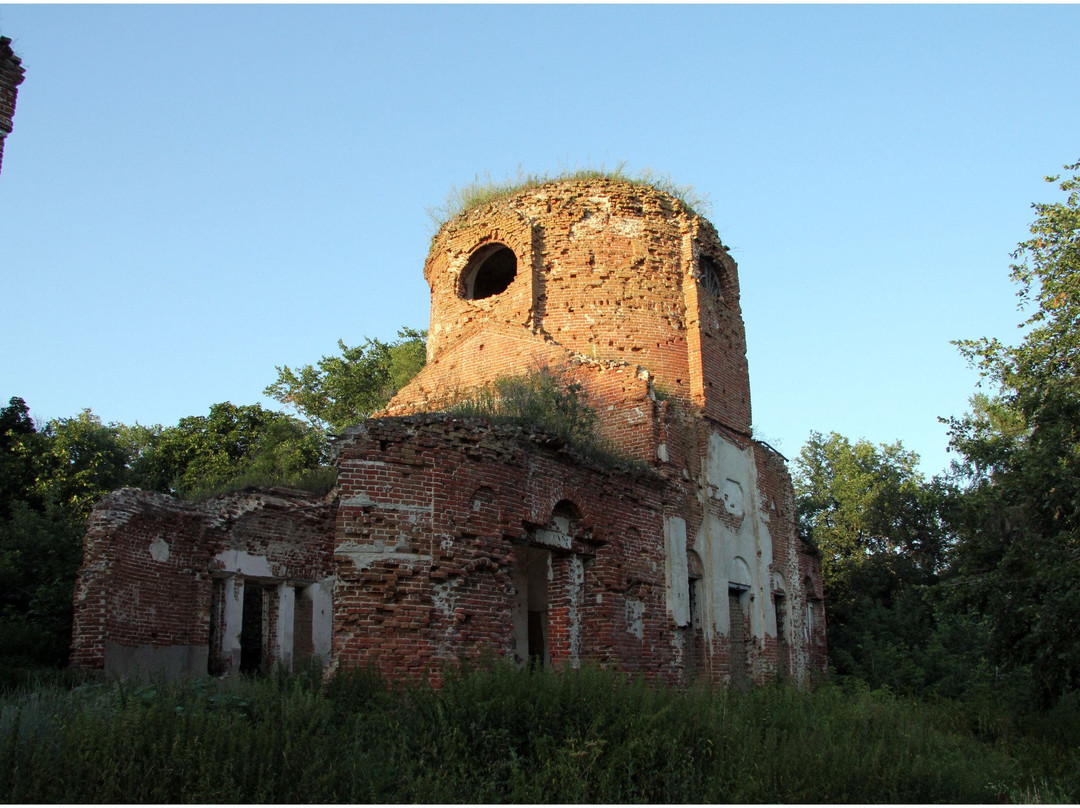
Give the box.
[0,399,92,666]
[264,328,426,432]
[132,402,327,498]
[0,396,330,669]
[945,161,1080,700]
[35,410,137,518]
[0,397,40,517]
[795,431,947,582]
[793,432,956,693]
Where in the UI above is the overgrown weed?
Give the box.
[427,163,711,231]
[1,663,1076,802]
[180,465,338,502]
[439,366,641,470]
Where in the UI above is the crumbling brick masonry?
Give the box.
[71,178,826,685]
[0,36,25,180]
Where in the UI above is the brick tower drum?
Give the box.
[391,179,753,439]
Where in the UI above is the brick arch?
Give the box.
[687,549,704,580]
[460,242,517,300]
[550,498,582,521]
[772,571,787,595]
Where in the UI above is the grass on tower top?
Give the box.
[427,163,711,231]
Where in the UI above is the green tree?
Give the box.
[0,397,41,517]
[264,328,427,432]
[135,402,328,498]
[794,431,954,692]
[0,501,84,667]
[0,401,125,668]
[796,431,947,583]
[35,410,135,518]
[946,160,1080,701]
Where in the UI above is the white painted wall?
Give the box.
[694,430,779,653]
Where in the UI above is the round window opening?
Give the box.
[461,244,517,300]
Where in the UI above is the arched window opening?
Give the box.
[461,243,517,300]
[698,255,724,299]
[550,499,582,536]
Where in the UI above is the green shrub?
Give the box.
[442,366,636,468]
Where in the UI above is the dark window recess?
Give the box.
[698,256,724,299]
[528,609,547,668]
[239,583,264,674]
[208,578,227,675]
[462,244,517,299]
[728,588,749,690]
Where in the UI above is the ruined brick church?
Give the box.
[71,178,826,687]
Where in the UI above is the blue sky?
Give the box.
[1,4,1077,477]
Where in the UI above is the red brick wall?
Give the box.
[390,179,751,439]
[71,488,335,672]
[70,177,826,688]
[332,414,685,686]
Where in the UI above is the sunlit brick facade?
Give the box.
[72,178,826,686]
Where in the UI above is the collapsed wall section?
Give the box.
[0,36,24,180]
[71,487,336,680]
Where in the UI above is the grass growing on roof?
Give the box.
[437,366,642,470]
[427,163,712,231]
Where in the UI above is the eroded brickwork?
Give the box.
[70,177,825,686]
[71,487,335,679]
[0,37,25,180]
[331,414,680,685]
[387,178,751,440]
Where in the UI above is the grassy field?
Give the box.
[1,662,1077,803]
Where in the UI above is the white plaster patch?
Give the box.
[214,549,273,578]
[149,536,170,563]
[343,493,432,515]
[721,478,744,518]
[625,598,645,640]
[532,527,571,550]
[567,556,585,665]
[656,443,669,463]
[433,581,458,618]
[336,540,431,570]
[663,515,691,627]
[609,215,644,238]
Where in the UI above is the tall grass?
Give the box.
[440,367,637,469]
[1,662,1076,803]
[427,163,712,231]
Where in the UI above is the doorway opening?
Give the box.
[728,585,749,689]
[239,582,265,674]
[513,546,550,667]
